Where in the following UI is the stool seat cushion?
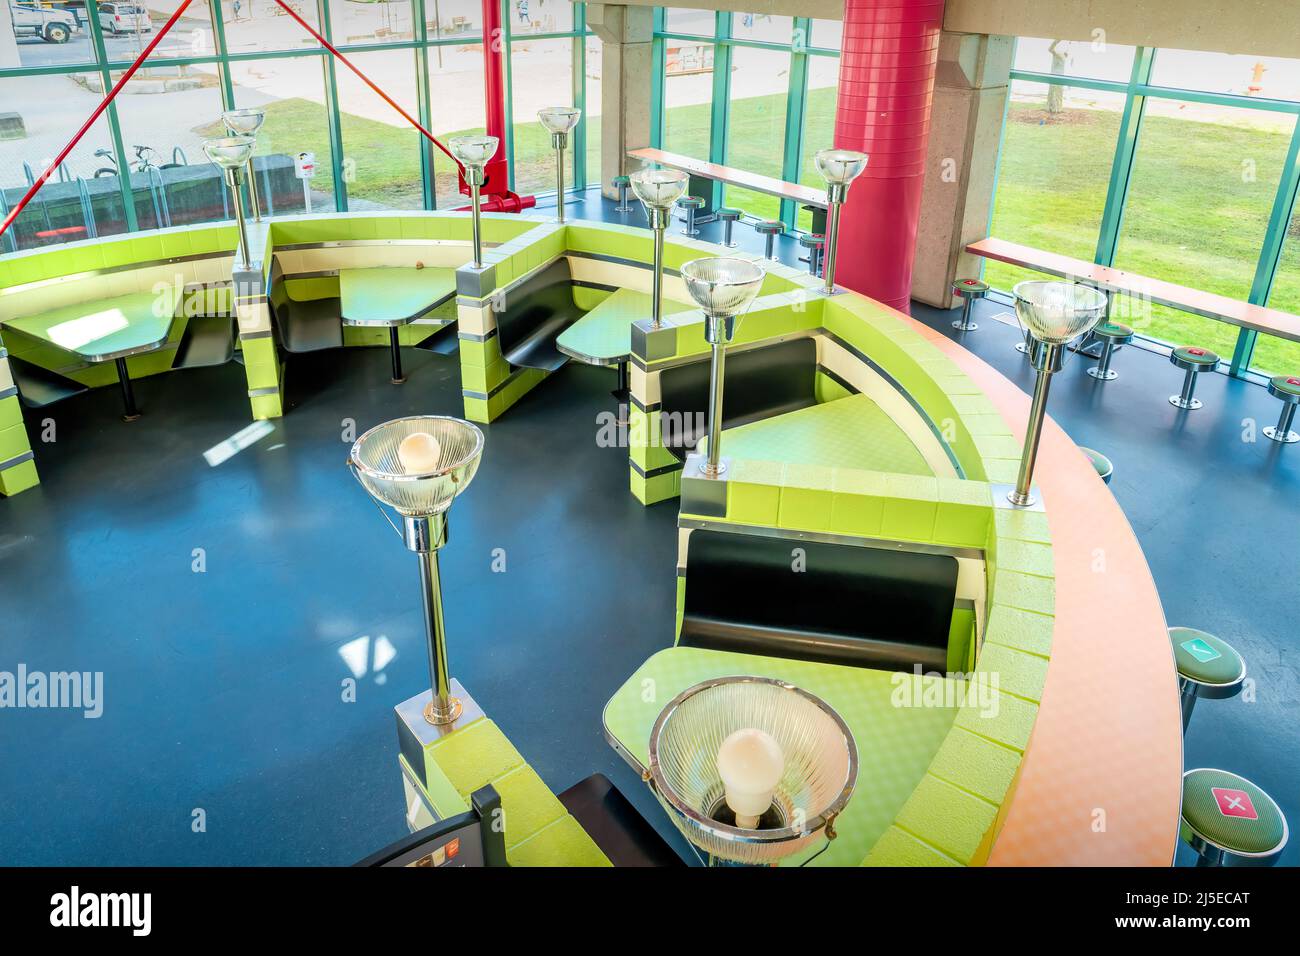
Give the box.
[1094,321,1133,340]
[717,207,741,219]
[755,220,784,234]
[1267,374,1300,400]
[1079,446,1112,480]
[1181,768,1286,856]
[798,232,825,248]
[951,278,989,298]
[612,175,630,186]
[677,195,705,208]
[1169,627,1245,686]
[1171,345,1220,368]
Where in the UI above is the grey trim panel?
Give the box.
[0,450,35,470]
[628,459,684,480]
[247,386,281,398]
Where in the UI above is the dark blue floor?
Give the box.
[0,191,1295,865]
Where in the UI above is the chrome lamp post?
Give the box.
[449,135,499,269]
[1007,280,1108,507]
[680,257,765,479]
[203,135,257,271]
[631,168,689,329]
[537,106,581,223]
[349,416,486,726]
[814,149,868,295]
[222,108,266,221]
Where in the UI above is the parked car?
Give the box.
[8,2,79,43]
[97,2,150,35]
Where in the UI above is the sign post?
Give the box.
[295,151,316,213]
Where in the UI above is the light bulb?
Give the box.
[716,728,784,829]
[397,432,442,475]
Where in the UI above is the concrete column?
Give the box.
[586,3,654,199]
[911,31,1013,308]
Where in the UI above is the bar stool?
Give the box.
[1180,768,1287,866]
[1169,345,1220,410]
[612,174,633,213]
[755,219,784,260]
[1079,446,1113,484]
[798,233,825,276]
[1170,626,1246,733]
[1086,321,1133,381]
[677,195,705,237]
[1263,374,1300,444]
[951,278,987,332]
[716,207,741,247]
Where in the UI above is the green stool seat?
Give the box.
[755,219,784,260]
[1181,768,1288,866]
[1087,322,1133,381]
[612,175,630,186]
[1079,446,1113,484]
[1264,374,1300,444]
[798,232,825,277]
[1169,626,1246,733]
[1169,346,1220,410]
[717,206,741,246]
[951,278,988,331]
[677,195,705,236]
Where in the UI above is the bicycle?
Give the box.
[94,143,162,178]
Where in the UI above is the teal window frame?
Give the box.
[0,0,598,237]
[997,42,1300,378]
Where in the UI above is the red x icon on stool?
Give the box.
[1212,787,1258,819]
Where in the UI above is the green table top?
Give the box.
[339,267,457,326]
[603,646,960,866]
[1,291,178,363]
[700,393,934,476]
[555,288,690,365]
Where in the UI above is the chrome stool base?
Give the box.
[1087,367,1119,381]
[1170,395,1202,410]
[1263,426,1300,443]
[952,320,978,332]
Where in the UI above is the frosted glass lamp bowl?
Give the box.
[1013,280,1109,345]
[349,416,485,518]
[222,108,266,137]
[680,257,765,319]
[647,677,858,866]
[630,167,689,211]
[814,148,868,187]
[203,135,255,170]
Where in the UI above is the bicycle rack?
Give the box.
[22,162,54,234]
[76,177,97,239]
[146,166,172,229]
[172,146,188,167]
[259,160,274,217]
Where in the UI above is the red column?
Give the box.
[832,0,946,312]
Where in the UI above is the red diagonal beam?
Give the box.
[271,0,462,171]
[0,0,195,239]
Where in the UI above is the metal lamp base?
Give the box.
[1263,426,1300,444]
[1006,488,1036,508]
[424,696,463,726]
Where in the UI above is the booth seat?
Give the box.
[0,223,241,495]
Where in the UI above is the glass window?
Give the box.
[1012,37,1136,84]
[1259,203,1300,375]
[1,0,95,69]
[0,76,128,250]
[507,0,573,35]
[798,54,839,231]
[127,1,217,63]
[427,39,487,208]
[724,46,790,221]
[664,7,712,36]
[508,36,574,195]
[226,56,339,215]
[221,0,323,55]
[1151,49,1300,102]
[662,40,713,161]
[985,80,1124,292]
[731,13,792,45]
[331,0,414,47]
[335,49,424,210]
[584,34,601,190]
[1112,101,1296,356]
[114,68,226,229]
[809,19,842,52]
[425,0,480,40]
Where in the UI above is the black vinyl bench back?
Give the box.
[494,258,587,372]
[680,528,958,672]
[658,337,818,460]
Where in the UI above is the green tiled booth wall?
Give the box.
[0,225,238,289]
[265,212,542,248]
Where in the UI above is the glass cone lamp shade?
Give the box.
[647,677,858,866]
[449,135,498,175]
[349,416,485,519]
[680,256,765,319]
[537,106,581,135]
[203,135,255,170]
[630,167,688,212]
[1013,280,1109,345]
[814,148,868,188]
[222,108,266,137]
